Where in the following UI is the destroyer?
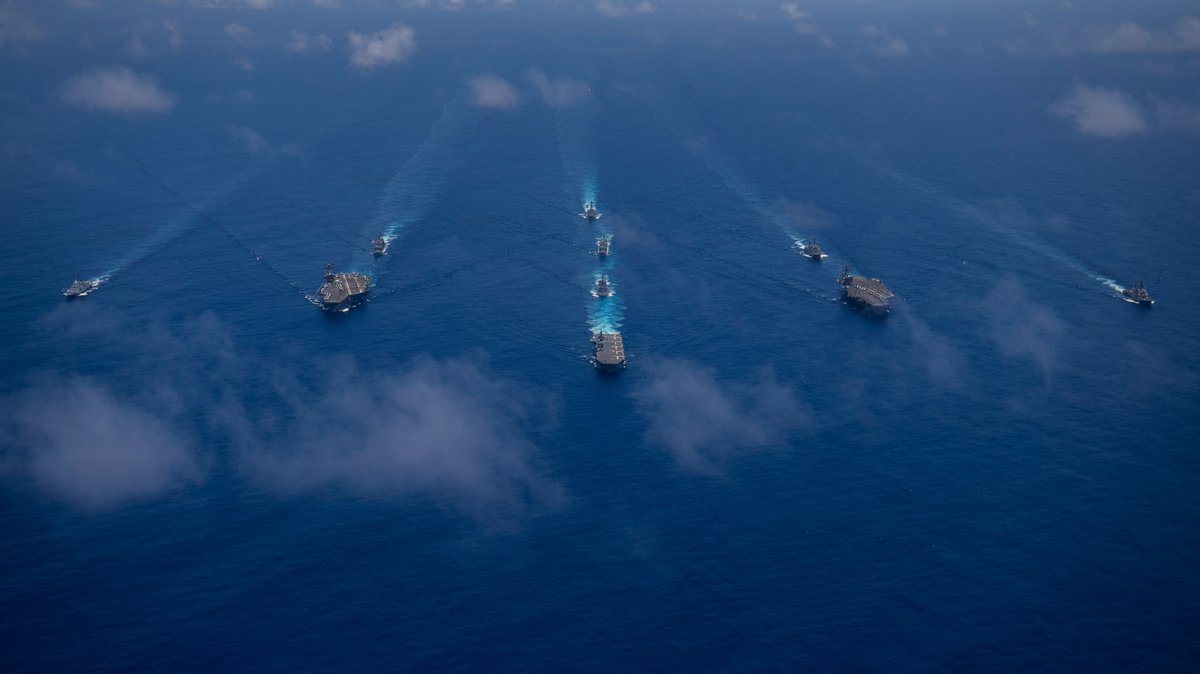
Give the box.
[594,276,613,297]
[596,237,611,257]
[1122,280,1154,307]
[592,332,626,372]
[63,276,99,298]
[372,237,389,256]
[797,239,826,260]
[583,202,601,220]
[317,262,371,312]
[839,264,893,316]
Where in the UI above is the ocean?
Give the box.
[2,1,1198,670]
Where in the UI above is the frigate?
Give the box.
[592,332,626,372]
[317,262,370,312]
[1122,280,1154,306]
[63,277,99,299]
[838,264,893,316]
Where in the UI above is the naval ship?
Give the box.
[317,262,371,312]
[372,238,389,256]
[797,239,826,260]
[592,332,626,372]
[1122,280,1154,306]
[838,264,893,316]
[594,276,613,297]
[583,202,601,220]
[63,277,99,298]
[596,237,611,257]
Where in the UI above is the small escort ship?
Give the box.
[372,237,389,256]
[583,202,601,220]
[596,237,611,257]
[594,275,613,297]
[1122,280,1154,307]
[63,276,99,299]
[797,239,826,260]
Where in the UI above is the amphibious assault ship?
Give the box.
[592,332,626,372]
[1122,280,1154,306]
[839,264,893,316]
[594,276,613,297]
[596,237,611,257]
[797,239,826,260]
[583,202,601,220]
[317,262,371,312]
[63,277,99,298]
[372,238,389,256]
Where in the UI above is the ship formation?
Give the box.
[582,201,625,371]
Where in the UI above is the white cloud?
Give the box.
[526,68,590,107]
[780,3,833,46]
[310,0,340,6]
[0,4,42,47]
[594,0,654,18]
[286,30,333,53]
[7,377,204,510]
[61,67,176,114]
[224,22,254,46]
[194,0,274,8]
[1049,82,1147,138]
[875,36,910,58]
[347,23,416,68]
[468,72,518,108]
[1083,16,1200,54]
[634,360,810,474]
[230,125,268,152]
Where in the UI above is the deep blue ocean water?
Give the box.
[2,2,1199,670]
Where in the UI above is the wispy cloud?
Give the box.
[122,19,183,59]
[3,376,204,510]
[468,72,519,108]
[229,125,268,152]
[61,67,176,114]
[286,29,332,53]
[192,0,274,8]
[0,3,42,48]
[985,277,1067,386]
[243,358,560,515]
[856,24,909,58]
[634,359,810,473]
[526,68,590,107]
[1080,16,1200,54]
[224,22,254,46]
[594,0,654,19]
[779,3,834,48]
[1049,82,1147,138]
[347,23,416,68]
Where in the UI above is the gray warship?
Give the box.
[63,277,99,298]
[1122,280,1154,306]
[597,237,611,257]
[594,275,613,297]
[592,332,626,372]
[583,202,601,220]
[317,262,371,312]
[839,264,893,316]
[797,239,825,260]
[372,238,389,256]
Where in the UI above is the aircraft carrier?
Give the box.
[317,262,370,312]
[839,264,893,316]
[592,332,626,371]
